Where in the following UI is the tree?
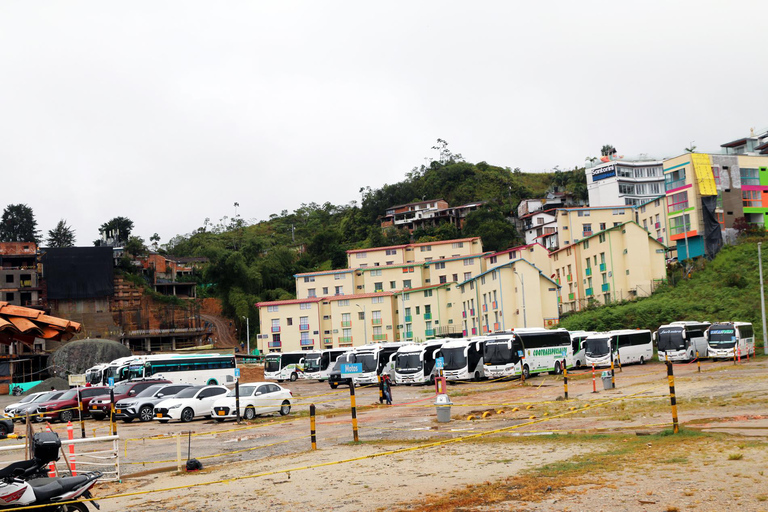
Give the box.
[124,236,147,257]
[685,142,697,153]
[600,145,616,157]
[150,233,161,252]
[0,204,40,243]
[95,217,134,246]
[461,207,521,252]
[46,219,76,248]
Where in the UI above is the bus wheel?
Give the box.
[473,371,481,381]
[551,361,561,375]
[290,372,298,382]
[522,365,530,380]
[575,360,581,368]
[640,356,645,365]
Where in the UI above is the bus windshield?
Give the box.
[708,326,736,347]
[357,353,377,372]
[585,338,610,357]
[304,355,322,372]
[396,353,422,372]
[265,356,281,373]
[657,328,685,351]
[485,340,512,365]
[128,365,145,380]
[441,347,466,370]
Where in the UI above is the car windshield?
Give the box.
[484,340,513,365]
[135,385,165,398]
[585,338,610,357]
[18,394,38,404]
[32,392,58,402]
[226,386,257,397]
[441,347,467,370]
[265,357,280,373]
[173,387,201,399]
[395,353,422,372]
[357,353,377,372]
[58,389,78,401]
[111,383,134,395]
[657,328,685,351]
[708,326,737,347]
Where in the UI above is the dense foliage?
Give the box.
[46,219,76,248]
[0,204,40,244]
[559,236,767,345]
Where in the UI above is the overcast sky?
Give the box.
[1,1,766,246]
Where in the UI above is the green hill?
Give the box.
[559,236,768,348]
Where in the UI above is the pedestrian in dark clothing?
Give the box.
[382,374,393,405]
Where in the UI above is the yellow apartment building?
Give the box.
[556,206,636,247]
[422,253,487,287]
[295,269,356,299]
[326,292,398,345]
[634,196,670,249]
[484,243,551,273]
[392,283,457,341]
[255,297,324,353]
[550,222,667,313]
[356,263,427,294]
[460,259,560,335]
[346,237,483,268]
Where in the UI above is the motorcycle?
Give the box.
[0,432,102,511]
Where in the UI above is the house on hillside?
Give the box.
[379,199,484,232]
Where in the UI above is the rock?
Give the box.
[50,338,132,377]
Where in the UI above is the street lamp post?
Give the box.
[514,270,527,328]
[242,316,250,356]
[356,304,368,343]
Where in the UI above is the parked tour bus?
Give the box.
[86,356,141,386]
[585,329,653,368]
[126,353,237,386]
[706,322,755,359]
[350,342,406,385]
[484,328,572,380]
[441,337,485,382]
[301,348,352,381]
[654,321,710,362]
[393,340,446,385]
[570,331,597,368]
[264,351,316,382]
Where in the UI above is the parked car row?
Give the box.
[4,381,294,425]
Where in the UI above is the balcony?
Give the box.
[585,267,592,276]
[492,301,498,309]
[481,304,487,312]
[493,322,500,331]
[462,329,468,336]
[601,283,610,292]
[471,328,477,335]
[583,231,592,237]
[339,336,353,343]
[299,324,310,331]
[405,331,414,339]
[482,325,489,333]
[405,315,412,322]
[268,341,282,348]
[462,311,467,318]
[655,222,660,229]
[567,274,572,282]
[373,334,387,341]
[425,330,435,337]
[424,312,432,320]
[568,292,575,301]
[470,308,475,316]
[599,263,606,272]
[371,318,382,325]
[300,338,314,346]
[586,288,594,297]
[271,326,281,333]
[341,321,351,327]
[555,278,560,285]
[324,338,333,346]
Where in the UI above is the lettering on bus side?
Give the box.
[531,348,567,357]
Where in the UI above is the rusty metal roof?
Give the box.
[0,302,82,345]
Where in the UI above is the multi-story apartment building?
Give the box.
[379,199,484,232]
[346,237,483,268]
[555,206,636,248]
[484,243,551,273]
[587,159,665,207]
[295,269,356,299]
[664,150,768,259]
[393,283,456,341]
[0,242,40,307]
[521,209,557,247]
[550,222,667,313]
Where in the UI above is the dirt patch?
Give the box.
[26,377,69,394]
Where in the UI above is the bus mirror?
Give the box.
[704,331,709,340]
[681,331,687,340]
[652,332,657,342]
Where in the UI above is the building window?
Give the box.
[439,275,447,283]
[403,293,410,301]
[665,169,686,190]
[434,262,446,270]
[452,242,464,248]
[464,272,472,281]
[386,249,397,255]
[489,256,497,264]
[420,246,432,252]
[464,258,475,266]
[374,282,383,292]
[303,276,315,283]
[370,269,382,276]
[403,280,412,288]
[402,266,415,273]
[356,253,367,259]
[390,281,396,289]
[424,289,433,297]
[743,190,761,208]
[322,287,329,295]
[453,274,458,282]
[577,210,590,217]
[299,302,311,310]
[287,318,293,326]
[741,168,759,186]
[338,299,349,306]
[667,191,689,213]
[372,296,384,304]
[334,286,343,295]
[267,305,279,312]
[358,311,365,320]
[669,214,691,236]
[308,289,316,298]
[334,273,346,280]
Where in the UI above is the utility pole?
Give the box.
[759,242,767,355]
[514,270,527,328]
[242,316,250,356]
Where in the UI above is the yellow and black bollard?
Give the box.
[562,362,569,400]
[696,350,701,373]
[349,382,359,442]
[78,388,86,439]
[110,388,117,437]
[310,404,317,450]
[666,359,679,434]
[617,351,622,372]
[610,353,616,389]
[378,375,383,404]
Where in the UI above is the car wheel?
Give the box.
[60,410,73,423]
[139,405,154,422]
[243,407,256,420]
[180,408,195,423]
[290,372,298,382]
[329,382,338,389]
[0,423,7,437]
[279,401,291,416]
[158,419,169,424]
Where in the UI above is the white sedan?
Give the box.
[211,382,292,421]
[154,385,228,423]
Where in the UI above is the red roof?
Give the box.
[0,302,82,345]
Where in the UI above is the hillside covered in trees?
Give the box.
[164,144,587,326]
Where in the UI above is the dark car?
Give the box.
[114,383,192,423]
[88,379,171,420]
[38,387,109,423]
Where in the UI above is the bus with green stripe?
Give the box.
[483,328,572,380]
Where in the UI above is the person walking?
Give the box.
[382,374,393,405]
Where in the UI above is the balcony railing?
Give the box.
[300,338,314,346]
[481,304,487,312]
[586,288,594,297]
[324,338,333,346]
[268,341,282,348]
[299,324,310,331]
[462,311,467,318]
[568,292,575,300]
[462,329,468,336]
[271,326,281,333]
[567,274,572,282]
[405,331,413,339]
[425,330,434,337]
[341,321,351,327]
[482,325,489,333]
[583,231,592,237]
[373,334,387,341]
[585,267,592,276]
[492,301,498,309]
[599,263,606,272]
[405,315,412,322]
[339,336,353,343]
[471,328,477,335]
[470,308,475,316]
[493,322,500,331]
[371,318,382,325]
[423,312,432,320]
[601,283,610,292]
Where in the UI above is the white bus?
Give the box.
[126,353,237,386]
[570,331,597,368]
[585,330,653,368]
[301,348,352,381]
[264,351,317,382]
[393,340,446,385]
[484,328,572,380]
[654,321,710,362]
[86,356,141,386]
[706,322,755,359]
[351,342,407,385]
[441,338,485,382]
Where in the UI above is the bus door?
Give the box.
[511,338,523,373]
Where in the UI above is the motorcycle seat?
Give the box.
[0,459,40,479]
[31,475,90,502]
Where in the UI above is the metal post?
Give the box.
[350,382,359,442]
[77,387,85,439]
[246,316,250,357]
[310,404,317,450]
[760,242,768,355]
[610,352,616,389]
[696,350,700,373]
[235,380,241,423]
[563,363,568,400]
[514,271,526,328]
[176,434,182,472]
[110,388,117,437]
[666,359,679,434]
[617,351,622,373]
[592,364,597,393]
[378,374,383,404]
